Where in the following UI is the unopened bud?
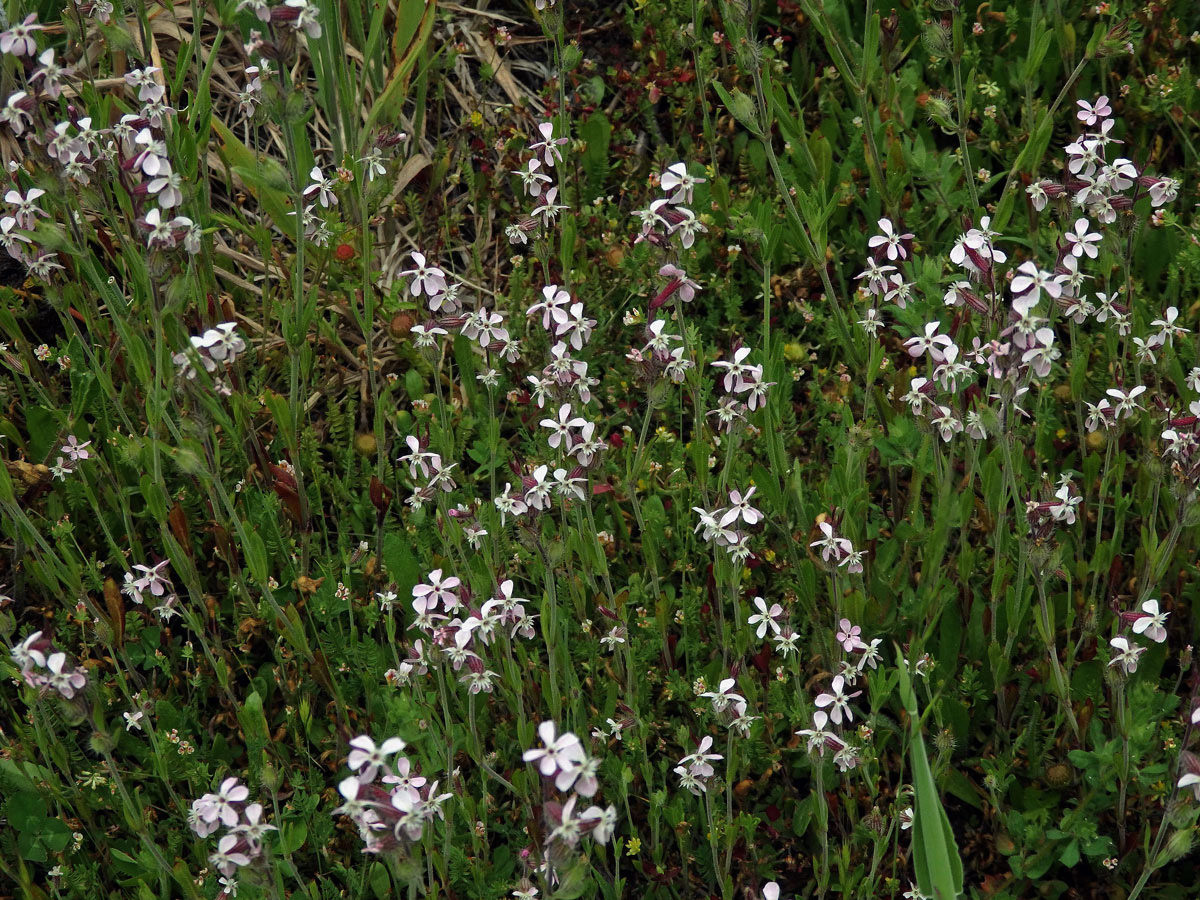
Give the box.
[1157,827,1195,866]
[1095,19,1134,58]
[924,91,956,133]
[922,22,954,58]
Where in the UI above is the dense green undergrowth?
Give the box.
[3,1,1200,899]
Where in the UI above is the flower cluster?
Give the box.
[674,735,722,795]
[172,324,247,392]
[405,570,537,694]
[190,776,277,887]
[506,121,570,245]
[121,559,180,622]
[49,434,92,481]
[10,630,88,699]
[862,97,1179,451]
[1030,94,1177,222]
[792,617,884,773]
[697,675,761,736]
[626,299,692,386]
[332,734,451,852]
[522,721,617,853]
[397,433,460,510]
[693,486,763,563]
[1024,474,1082,538]
[633,161,708,250]
[809,517,864,574]
[708,343,774,433]
[237,0,322,39]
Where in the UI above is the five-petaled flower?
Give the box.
[347,734,406,783]
[1122,597,1169,644]
[1107,636,1145,675]
[814,675,861,725]
[868,217,913,261]
[747,596,783,639]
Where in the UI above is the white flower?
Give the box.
[399,251,447,299]
[1107,636,1145,675]
[814,675,860,725]
[540,403,586,450]
[347,734,406,783]
[747,596,783,639]
[522,721,585,776]
[699,677,745,715]
[1130,598,1168,644]
[1064,218,1101,259]
[659,162,706,204]
[867,217,912,261]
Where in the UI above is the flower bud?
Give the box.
[1094,19,1134,58]
[924,91,957,133]
[922,22,954,58]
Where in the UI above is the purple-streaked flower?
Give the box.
[399,252,447,299]
[0,14,43,57]
[835,618,864,652]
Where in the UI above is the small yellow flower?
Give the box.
[626,836,641,856]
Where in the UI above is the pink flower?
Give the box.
[44,652,87,698]
[0,14,43,57]
[1076,95,1111,127]
[835,618,863,652]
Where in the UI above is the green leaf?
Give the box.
[239,691,270,753]
[896,644,964,900]
[26,406,59,461]
[243,530,269,586]
[211,118,296,230]
[139,474,169,521]
[578,111,612,201]
[280,819,308,855]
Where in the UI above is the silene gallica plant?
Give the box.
[3,2,1200,900]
